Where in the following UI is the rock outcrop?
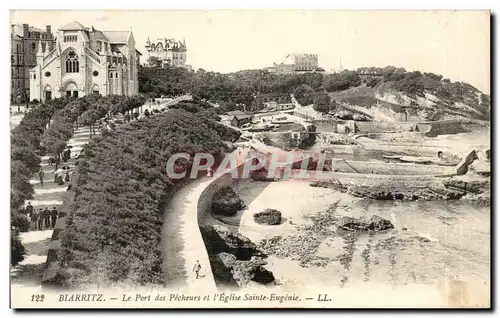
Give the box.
[253,209,282,225]
[200,224,263,260]
[456,149,478,175]
[337,215,394,232]
[211,187,245,216]
[200,225,275,287]
[212,252,275,287]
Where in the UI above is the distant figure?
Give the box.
[144,109,150,118]
[65,168,70,182]
[26,202,34,221]
[31,209,39,230]
[37,208,44,230]
[43,207,51,229]
[437,151,443,160]
[50,207,58,228]
[38,168,45,187]
[193,260,202,279]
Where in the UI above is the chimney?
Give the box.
[23,23,29,38]
[46,25,52,37]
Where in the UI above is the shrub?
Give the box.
[313,92,335,113]
[294,84,315,105]
[54,109,241,287]
[323,71,361,92]
[11,230,26,266]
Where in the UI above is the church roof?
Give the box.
[59,21,88,31]
[92,30,108,41]
[102,31,130,43]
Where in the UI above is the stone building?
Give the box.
[293,53,319,72]
[11,23,56,103]
[29,21,140,102]
[267,53,320,75]
[145,37,189,69]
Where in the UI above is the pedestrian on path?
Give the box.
[37,208,44,230]
[43,207,51,229]
[65,167,70,182]
[50,207,58,228]
[38,167,45,187]
[25,202,33,221]
[31,209,39,230]
[193,260,202,279]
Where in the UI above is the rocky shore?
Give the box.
[310,175,490,204]
[200,224,276,288]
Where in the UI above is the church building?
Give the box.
[29,21,140,102]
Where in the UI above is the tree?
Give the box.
[294,84,315,106]
[147,56,162,68]
[313,92,335,113]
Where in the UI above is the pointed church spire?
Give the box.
[36,39,44,56]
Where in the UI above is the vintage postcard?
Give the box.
[9,9,491,309]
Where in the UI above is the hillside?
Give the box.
[326,67,490,122]
[139,65,490,122]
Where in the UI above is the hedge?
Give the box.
[51,109,241,287]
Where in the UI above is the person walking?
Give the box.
[38,168,45,187]
[42,207,51,229]
[65,167,70,182]
[37,208,44,230]
[50,207,58,228]
[193,260,202,279]
[31,209,39,230]
[25,202,34,222]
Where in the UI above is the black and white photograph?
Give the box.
[8,8,491,309]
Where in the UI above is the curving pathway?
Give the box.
[162,148,251,291]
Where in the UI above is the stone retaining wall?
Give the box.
[330,159,454,175]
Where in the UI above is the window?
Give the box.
[31,43,36,51]
[115,72,118,78]
[11,55,14,64]
[92,70,99,77]
[65,51,79,73]
[45,71,51,77]
[63,35,77,42]
[109,72,113,78]
[33,74,36,79]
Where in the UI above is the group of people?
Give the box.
[24,202,59,231]
[54,166,71,186]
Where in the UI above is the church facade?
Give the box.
[29,21,141,102]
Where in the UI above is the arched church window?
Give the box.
[65,51,79,73]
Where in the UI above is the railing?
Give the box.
[43,49,58,64]
[85,46,101,64]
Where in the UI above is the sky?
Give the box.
[10,10,490,93]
